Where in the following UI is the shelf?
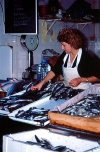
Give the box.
[39,16,93,23]
[39,17,93,34]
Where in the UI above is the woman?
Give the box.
[31,28,100,91]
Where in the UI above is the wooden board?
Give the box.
[48,111,100,134]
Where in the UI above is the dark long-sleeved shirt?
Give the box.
[51,50,100,79]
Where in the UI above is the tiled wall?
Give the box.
[0,0,100,80]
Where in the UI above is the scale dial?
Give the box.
[20,35,39,51]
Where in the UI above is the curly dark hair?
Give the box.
[57,28,87,50]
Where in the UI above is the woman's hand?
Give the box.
[31,81,44,91]
[69,78,82,87]
[31,71,55,91]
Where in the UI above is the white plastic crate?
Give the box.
[3,129,100,152]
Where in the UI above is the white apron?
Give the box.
[62,49,91,90]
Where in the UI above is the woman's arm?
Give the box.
[31,52,65,91]
[31,71,55,91]
[69,76,100,87]
[81,76,100,83]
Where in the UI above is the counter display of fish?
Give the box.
[8,82,84,126]
[62,94,100,117]
[0,81,83,113]
[48,82,83,101]
[15,107,50,126]
[0,81,50,113]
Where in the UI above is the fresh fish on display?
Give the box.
[30,108,48,115]
[0,81,83,114]
[23,81,83,101]
[33,115,48,123]
[2,104,20,112]
[26,115,35,121]
[14,107,50,125]
[59,87,71,100]
[10,134,73,151]
[49,82,65,99]
[15,110,25,118]
[0,99,33,112]
[54,87,68,101]
[49,82,83,100]
[34,135,74,151]
[19,89,38,99]
[0,82,53,113]
[8,103,25,112]
[19,87,52,100]
[91,109,100,114]
[9,95,20,100]
[62,94,100,118]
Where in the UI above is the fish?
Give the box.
[63,94,100,118]
[50,83,65,99]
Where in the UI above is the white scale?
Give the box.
[20,35,39,67]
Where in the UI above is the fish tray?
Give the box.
[48,84,100,134]
[8,95,67,126]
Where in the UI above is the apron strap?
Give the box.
[72,56,78,68]
[64,55,69,67]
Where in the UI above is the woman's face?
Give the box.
[61,42,73,54]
